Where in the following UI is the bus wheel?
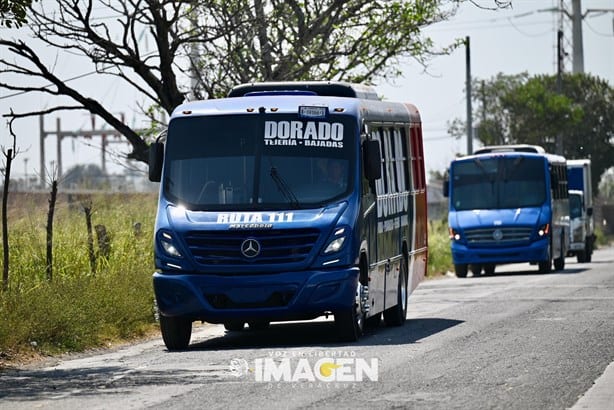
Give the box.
[335,283,366,342]
[538,242,552,273]
[384,256,408,327]
[484,264,496,276]
[554,232,566,271]
[470,264,483,276]
[455,264,468,278]
[160,315,192,351]
[576,250,587,263]
[224,321,245,331]
[586,238,593,262]
[335,307,363,342]
[248,320,270,331]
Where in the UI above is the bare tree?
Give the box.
[1,115,21,290]
[45,168,58,282]
[0,1,509,163]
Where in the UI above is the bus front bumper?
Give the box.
[153,268,359,323]
[451,238,549,266]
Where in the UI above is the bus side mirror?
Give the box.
[587,207,593,216]
[149,142,164,182]
[443,178,449,197]
[363,140,381,182]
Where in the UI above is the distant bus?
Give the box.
[148,81,428,350]
[567,159,595,262]
[444,145,569,276]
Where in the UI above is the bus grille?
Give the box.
[184,229,320,266]
[464,227,533,246]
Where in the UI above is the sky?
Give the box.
[376,0,614,176]
[1,0,613,185]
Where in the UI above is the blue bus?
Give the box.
[148,82,428,350]
[444,145,569,277]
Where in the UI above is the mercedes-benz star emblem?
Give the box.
[240,238,261,258]
[493,229,503,241]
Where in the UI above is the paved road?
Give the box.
[1,247,613,409]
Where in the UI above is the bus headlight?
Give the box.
[537,224,550,237]
[449,228,461,241]
[159,231,183,258]
[324,227,347,254]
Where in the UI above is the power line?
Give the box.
[0,66,114,100]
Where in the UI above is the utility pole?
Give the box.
[24,157,28,190]
[189,5,199,100]
[556,30,564,155]
[571,0,584,73]
[543,0,614,74]
[465,36,473,155]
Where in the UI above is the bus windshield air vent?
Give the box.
[244,90,317,97]
[474,145,545,155]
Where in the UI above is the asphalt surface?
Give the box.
[1,246,613,410]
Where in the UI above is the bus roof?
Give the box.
[228,81,380,100]
[170,90,420,124]
[473,144,545,154]
[453,149,566,166]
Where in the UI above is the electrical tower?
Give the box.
[554,0,614,74]
[38,114,137,187]
[558,0,574,73]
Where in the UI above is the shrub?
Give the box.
[0,193,157,359]
[427,220,453,276]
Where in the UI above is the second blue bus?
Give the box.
[444,145,569,277]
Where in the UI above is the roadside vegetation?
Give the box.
[428,220,454,276]
[3,190,610,363]
[0,191,455,364]
[0,193,157,365]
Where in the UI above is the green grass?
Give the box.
[0,193,157,360]
[427,220,453,276]
[0,191,455,362]
[594,225,611,248]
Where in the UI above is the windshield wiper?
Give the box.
[270,166,300,208]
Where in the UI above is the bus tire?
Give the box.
[455,264,468,278]
[160,315,192,351]
[384,256,408,327]
[554,233,565,271]
[586,238,593,262]
[335,307,363,342]
[484,264,496,275]
[470,264,483,276]
[554,255,565,271]
[538,242,552,273]
[576,250,587,263]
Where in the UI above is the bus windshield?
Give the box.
[451,156,546,211]
[163,114,356,210]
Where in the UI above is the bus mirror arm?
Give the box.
[149,142,164,182]
[363,140,382,182]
